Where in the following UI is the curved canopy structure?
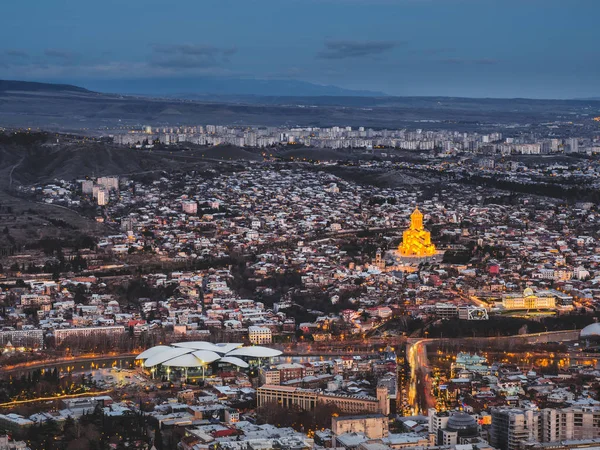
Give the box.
[161,354,206,368]
[191,350,221,364]
[227,346,282,358]
[137,341,282,369]
[581,323,600,339]
[136,345,172,360]
[220,356,250,368]
[143,347,192,367]
[171,342,243,353]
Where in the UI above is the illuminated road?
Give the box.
[450,288,490,310]
[406,329,581,414]
[1,329,580,415]
[0,389,113,409]
[1,353,138,378]
[407,339,435,415]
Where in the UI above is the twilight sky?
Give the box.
[1,0,599,99]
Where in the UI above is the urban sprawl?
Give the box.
[0,124,600,450]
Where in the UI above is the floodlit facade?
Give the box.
[398,207,436,257]
[502,288,556,310]
[248,326,272,345]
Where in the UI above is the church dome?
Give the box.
[446,412,478,437]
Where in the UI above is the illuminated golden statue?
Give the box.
[398,207,436,257]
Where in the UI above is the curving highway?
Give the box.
[406,329,581,414]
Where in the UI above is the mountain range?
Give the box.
[60,77,386,98]
[1,79,599,131]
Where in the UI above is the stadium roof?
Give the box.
[136,342,282,368]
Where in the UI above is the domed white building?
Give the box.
[580,323,600,340]
[136,342,282,380]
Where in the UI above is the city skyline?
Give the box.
[2,1,600,449]
[1,0,599,99]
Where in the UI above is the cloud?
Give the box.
[5,49,29,58]
[473,58,500,65]
[441,58,499,65]
[412,47,455,56]
[0,59,239,81]
[150,43,237,68]
[44,49,79,60]
[317,40,398,60]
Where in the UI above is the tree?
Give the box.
[73,284,88,304]
[63,416,78,441]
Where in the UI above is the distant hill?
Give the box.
[0,79,90,94]
[0,137,264,187]
[80,76,386,97]
[1,79,600,131]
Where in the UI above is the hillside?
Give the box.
[0,79,90,93]
[0,134,265,187]
[278,148,359,161]
[0,136,266,248]
[199,145,263,161]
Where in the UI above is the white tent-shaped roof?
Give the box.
[137,341,282,369]
[171,342,243,354]
[219,356,249,368]
[227,346,282,358]
[136,345,172,360]
[144,348,192,367]
[191,350,221,364]
[161,353,205,368]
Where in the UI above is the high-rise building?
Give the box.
[490,408,541,450]
[97,176,119,191]
[81,180,94,194]
[97,189,107,206]
[541,407,600,442]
